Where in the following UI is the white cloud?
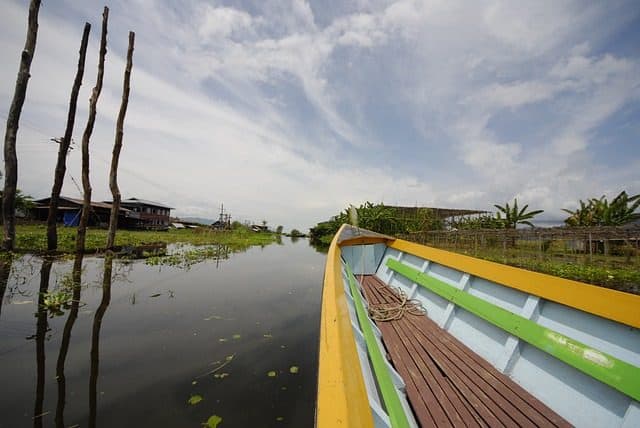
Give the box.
[2,0,639,229]
[198,6,255,40]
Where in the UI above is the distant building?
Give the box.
[117,198,173,229]
[31,196,131,227]
[251,224,269,232]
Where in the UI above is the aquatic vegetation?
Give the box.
[203,414,223,428]
[40,270,79,316]
[15,224,278,254]
[41,289,73,316]
[289,366,299,374]
[198,354,235,378]
[213,373,229,379]
[267,371,277,377]
[187,394,203,405]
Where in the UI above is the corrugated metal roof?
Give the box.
[34,196,131,212]
[120,197,174,209]
[387,206,489,218]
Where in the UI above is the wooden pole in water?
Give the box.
[47,22,91,252]
[2,0,41,251]
[107,31,135,250]
[77,7,108,254]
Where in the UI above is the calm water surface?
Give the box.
[0,238,325,427]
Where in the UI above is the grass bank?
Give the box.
[13,224,278,254]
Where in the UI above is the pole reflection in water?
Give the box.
[0,255,13,320]
[55,252,84,428]
[33,258,53,428]
[89,253,113,428]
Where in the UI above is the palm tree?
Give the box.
[494,198,544,229]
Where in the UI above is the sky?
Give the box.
[1,0,639,231]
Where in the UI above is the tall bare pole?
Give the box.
[2,0,41,251]
[107,31,135,249]
[47,23,91,252]
[76,7,108,254]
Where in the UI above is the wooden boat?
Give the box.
[316,224,640,427]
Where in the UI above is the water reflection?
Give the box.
[33,259,52,427]
[89,253,113,428]
[55,253,83,428]
[0,256,13,319]
[0,238,325,427]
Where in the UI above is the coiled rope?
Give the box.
[368,287,426,322]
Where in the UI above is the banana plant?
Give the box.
[563,191,640,226]
[494,198,544,229]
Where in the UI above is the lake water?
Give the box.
[0,238,325,427]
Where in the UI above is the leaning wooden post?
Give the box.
[76,7,108,254]
[2,0,41,251]
[46,23,91,252]
[107,31,135,250]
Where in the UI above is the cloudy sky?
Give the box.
[1,0,639,230]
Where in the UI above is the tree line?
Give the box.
[310,191,640,244]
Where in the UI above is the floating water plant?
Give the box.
[267,371,277,377]
[213,373,229,379]
[203,414,222,428]
[289,366,299,374]
[41,289,73,317]
[198,354,235,378]
[187,394,203,405]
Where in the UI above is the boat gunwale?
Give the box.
[389,237,640,329]
[386,257,640,402]
[316,224,374,428]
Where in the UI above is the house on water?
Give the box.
[116,198,173,229]
[32,196,131,227]
[31,196,173,230]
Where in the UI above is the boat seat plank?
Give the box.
[358,275,570,428]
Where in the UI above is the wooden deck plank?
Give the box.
[364,279,502,428]
[371,276,564,428]
[364,280,485,427]
[365,282,456,427]
[406,315,566,427]
[358,275,569,428]
[410,314,570,427]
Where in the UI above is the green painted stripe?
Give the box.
[344,263,412,428]
[386,258,640,402]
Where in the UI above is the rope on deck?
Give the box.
[368,286,426,322]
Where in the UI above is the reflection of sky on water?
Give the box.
[0,238,325,427]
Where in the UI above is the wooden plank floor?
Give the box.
[358,275,570,428]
